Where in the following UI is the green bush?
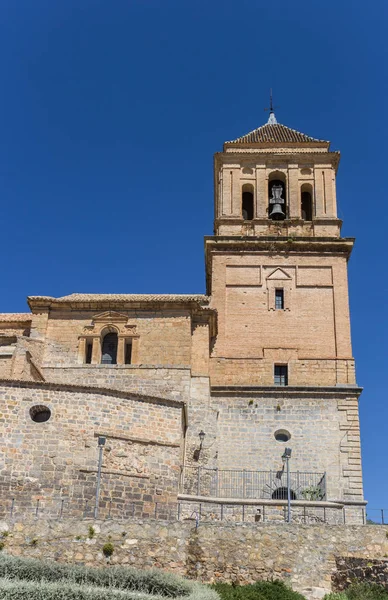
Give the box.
[323,584,388,600]
[212,580,307,600]
[0,555,193,597]
[346,582,388,599]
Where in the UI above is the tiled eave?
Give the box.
[27,294,210,311]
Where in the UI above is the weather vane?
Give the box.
[264,88,279,123]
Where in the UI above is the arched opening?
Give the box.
[301,184,313,221]
[268,174,286,220]
[272,487,296,500]
[101,331,118,364]
[242,184,254,221]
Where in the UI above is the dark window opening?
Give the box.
[301,191,313,220]
[101,332,118,365]
[275,289,284,310]
[125,341,132,365]
[85,342,93,364]
[242,191,254,220]
[30,405,51,423]
[272,487,296,500]
[268,179,286,220]
[274,429,291,442]
[274,365,288,386]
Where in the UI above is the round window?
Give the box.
[274,429,291,442]
[29,405,51,423]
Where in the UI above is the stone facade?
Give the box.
[0,114,364,517]
[1,519,387,599]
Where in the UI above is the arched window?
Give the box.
[301,184,313,221]
[101,332,118,364]
[272,487,296,500]
[242,184,254,220]
[268,175,286,220]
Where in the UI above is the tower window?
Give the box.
[85,342,93,364]
[275,289,284,310]
[125,341,132,365]
[274,365,288,386]
[242,190,254,220]
[101,332,118,365]
[301,190,313,221]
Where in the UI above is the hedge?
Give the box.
[0,555,192,597]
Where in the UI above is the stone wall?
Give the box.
[183,385,363,504]
[0,380,184,515]
[333,556,388,591]
[0,519,387,600]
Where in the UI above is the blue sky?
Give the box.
[1,0,387,513]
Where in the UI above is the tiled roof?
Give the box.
[0,313,32,322]
[226,122,328,145]
[28,294,210,306]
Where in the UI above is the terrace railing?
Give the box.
[180,466,327,501]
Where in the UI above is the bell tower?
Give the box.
[204,110,364,512]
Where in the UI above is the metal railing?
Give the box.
[365,509,388,525]
[0,497,367,525]
[180,466,327,501]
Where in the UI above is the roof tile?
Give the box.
[226,122,328,145]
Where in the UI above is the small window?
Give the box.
[274,365,288,386]
[125,341,132,365]
[275,289,284,310]
[85,342,93,364]
[274,429,291,442]
[30,405,51,423]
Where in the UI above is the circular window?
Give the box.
[274,429,291,442]
[29,405,51,423]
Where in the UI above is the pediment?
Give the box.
[266,268,292,281]
[92,311,129,323]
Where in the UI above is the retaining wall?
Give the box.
[0,519,387,600]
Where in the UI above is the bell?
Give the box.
[269,203,285,220]
[269,183,286,221]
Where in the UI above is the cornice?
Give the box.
[210,385,363,399]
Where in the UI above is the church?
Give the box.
[0,110,365,523]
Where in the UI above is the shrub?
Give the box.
[212,580,307,600]
[323,594,348,600]
[346,582,388,599]
[102,543,114,558]
[0,554,194,597]
[88,527,95,539]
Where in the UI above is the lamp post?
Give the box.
[94,436,106,519]
[282,447,292,523]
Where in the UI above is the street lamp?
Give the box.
[282,447,292,523]
[94,436,106,519]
